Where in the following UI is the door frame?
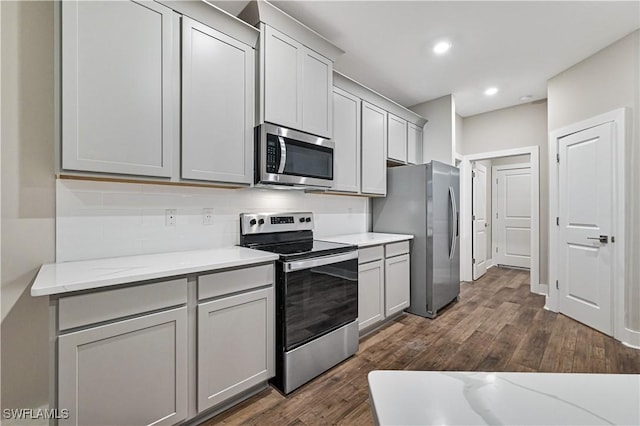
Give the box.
[548,108,633,346]
[491,162,531,269]
[460,146,540,294]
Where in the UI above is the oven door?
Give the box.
[258,123,334,188]
[282,251,358,351]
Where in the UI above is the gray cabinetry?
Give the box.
[197,287,274,411]
[384,242,411,316]
[61,0,175,177]
[58,307,188,426]
[181,17,254,184]
[358,246,385,332]
[407,123,424,165]
[262,25,333,137]
[361,101,388,196]
[387,114,408,164]
[330,88,361,193]
[196,263,275,413]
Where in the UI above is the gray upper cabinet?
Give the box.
[181,17,254,184]
[58,307,188,426]
[330,88,361,193]
[361,101,388,196]
[62,0,174,177]
[407,122,424,165]
[387,114,408,164]
[262,25,332,137]
[263,25,302,130]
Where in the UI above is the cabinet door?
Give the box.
[361,101,388,196]
[385,254,410,316]
[358,260,385,331]
[331,88,361,193]
[387,114,408,163]
[182,17,254,184]
[58,307,187,426]
[62,0,174,177]
[197,287,274,412]
[263,25,302,130]
[407,123,423,165]
[302,48,333,138]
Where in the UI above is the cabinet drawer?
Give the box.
[198,264,274,301]
[358,245,384,264]
[385,240,410,258]
[59,278,187,331]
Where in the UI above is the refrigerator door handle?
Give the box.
[449,186,456,259]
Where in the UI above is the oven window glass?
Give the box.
[284,258,357,351]
[282,138,333,180]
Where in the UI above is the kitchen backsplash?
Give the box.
[56,179,370,262]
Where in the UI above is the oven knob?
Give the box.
[299,217,305,223]
[305,217,311,223]
[249,219,257,226]
[258,218,265,225]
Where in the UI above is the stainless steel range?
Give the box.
[239,212,359,394]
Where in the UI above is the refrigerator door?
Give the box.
[428,162,458,316]
[449,166,461,297]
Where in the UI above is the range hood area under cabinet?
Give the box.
[60,0,258,186]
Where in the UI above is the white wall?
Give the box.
[56,181,369,262]
[460,101,548,283]
[409,95,454,165]
[1,0,55,411]
[548,29,640,332]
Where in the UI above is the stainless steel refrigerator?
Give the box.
[372,161,460,318]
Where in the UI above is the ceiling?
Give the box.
[211,1,640,117]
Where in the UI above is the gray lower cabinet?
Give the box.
[331,87,361,193]
[358,259,385,331]
[181,17,254,184]
[197,287,274,411]
[361,101,388,196]
[61,0,175,177]
[385,252,411,317]
[58,307,188,426]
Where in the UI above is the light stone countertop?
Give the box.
[368,370,640,426]
[31,247,278,297]
[321,232,413,248]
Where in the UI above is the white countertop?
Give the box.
[321,232,413,248]
[368,370,640,426]
[31,247,279,297]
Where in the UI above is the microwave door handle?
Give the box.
[277,136,287,174]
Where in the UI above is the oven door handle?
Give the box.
[284,251,358,272]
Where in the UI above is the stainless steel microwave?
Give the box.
[255,123,334,188]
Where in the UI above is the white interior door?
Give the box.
[472,163,488,280]
[557,122,613,335]
[494,166,531,268]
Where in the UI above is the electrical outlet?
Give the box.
[165,209,177,227]
[203,208,214,225]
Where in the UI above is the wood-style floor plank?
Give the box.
[201,267,640,426]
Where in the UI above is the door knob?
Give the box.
[587,235,609,243]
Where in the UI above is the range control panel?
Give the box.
[240,212,314,235]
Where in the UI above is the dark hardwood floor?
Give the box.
[203,267,640,426]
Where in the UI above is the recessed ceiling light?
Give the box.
[520,95,533,102]
[484,87,498,96]
[433,41,451,55]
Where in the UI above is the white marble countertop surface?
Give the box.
[368,370,640,426]
[31,247,278,297]
[321,232,413,248]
